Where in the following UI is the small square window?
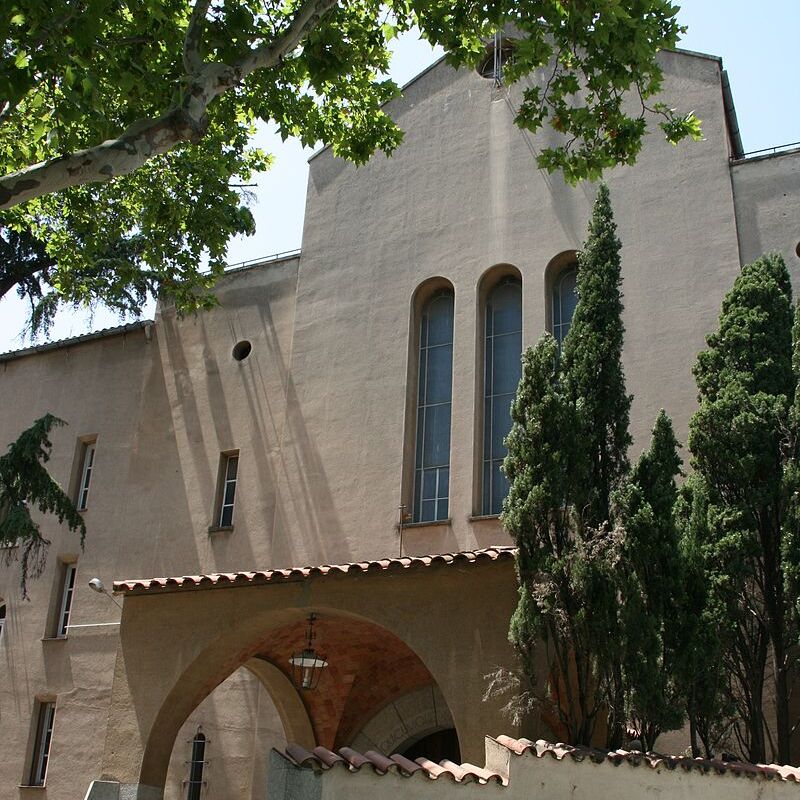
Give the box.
[75,441,96,511]
[213,452,239,529]
[29,700,56,786]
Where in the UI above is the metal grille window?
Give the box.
[76,442,96,511]
[482,279,522,515]
[552,267,578,346]
[56,563,77,638]
[0,601,5,643]
[29,701,56,786]
[218,454,238,528]
[186,731,206,800]
[414,291,454,523]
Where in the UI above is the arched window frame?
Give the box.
[402,278,456,525]
[475,266,522,517]
[545,252,579,347]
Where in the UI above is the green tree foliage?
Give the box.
[685,252,800,764]
[560,183,632,527]
[674,474,734,758]
[0,414,85,597]
[503,185,689,751]
[504,184,633,748]
[0,0,700,329]
[613,410,684,751]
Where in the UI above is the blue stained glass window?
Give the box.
[482,279,522,515]
[414,292,454,522]
[552,267,578,346]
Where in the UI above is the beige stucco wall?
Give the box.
[292,48,742,557]
[163,669,284,800]
[731,149,800,266]
[0,47,799,800]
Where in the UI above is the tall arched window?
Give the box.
[482,278,522,515]
[552,266,578,346]
[186,730,206,800]
[414,290,455,523]
[0,601,5,643]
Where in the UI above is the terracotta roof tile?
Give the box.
[113,546,516,595]
[282,744,506,785]
[493,736,800,783]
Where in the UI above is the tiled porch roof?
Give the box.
[113,546,516,595]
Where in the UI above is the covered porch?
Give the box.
[90,547,535,799]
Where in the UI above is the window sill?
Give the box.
[468,514,501,522]
[41,636,68,642]
[19,785,46,790]
[397,518,452,530]
[208,525,234,534]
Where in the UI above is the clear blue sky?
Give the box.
[1,0,798,352]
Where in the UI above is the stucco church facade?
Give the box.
[1,46,799,800]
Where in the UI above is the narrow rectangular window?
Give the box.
[482,278,522,515]
[55,563,77,638]
[76,441,96,511]
[29,701,56,786]
[186,732,207,800]
[217,454,239,528]
[413,291,454,523]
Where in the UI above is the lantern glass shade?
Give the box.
[289,648,328,690]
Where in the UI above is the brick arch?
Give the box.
[248,614,445,749]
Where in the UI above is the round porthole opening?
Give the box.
[232,340,252,361]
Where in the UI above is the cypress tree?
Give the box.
[674,473,732,758]
[503,184,632,748]
[561,183,632,528]
[614,410,685,751]
[687,252,800,763]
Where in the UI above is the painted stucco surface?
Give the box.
[1,47,799,800]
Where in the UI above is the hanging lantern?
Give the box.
[289,613,328,690]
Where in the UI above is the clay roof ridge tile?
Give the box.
[285,744,320,768]
[439,760,473,782]
[311,745,346,769]
[337,747,372,771]
[459,762,504,784]
[548,743,576,761]
[362,750,399,773]
[645,753,675,770]
[414,756,449,779]
[389,753,423,776]
[761,763,800,782]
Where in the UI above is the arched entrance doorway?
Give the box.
[157,612,461,799]
[96,546,520,799]
[163,667,286,800]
